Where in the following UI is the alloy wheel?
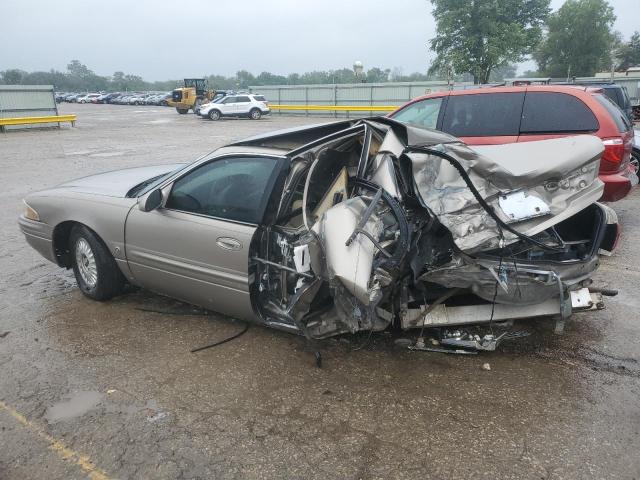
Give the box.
[75,237,97,287]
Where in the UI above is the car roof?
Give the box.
[399,84,600,109]
[228,120,356,151]
[394,84,624,137]
[210,145,290,157]
[228,117,457,155]
[454,84,593,96]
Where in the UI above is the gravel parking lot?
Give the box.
[1,103,639,479]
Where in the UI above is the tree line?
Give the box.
[430,0,639,83]
[0,62,436,92]
[2,0,639,90]
[0,61,515,92]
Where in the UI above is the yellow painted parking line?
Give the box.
[0,400,111,480]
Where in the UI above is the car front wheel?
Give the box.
[70,225,125,301]
[208,109,221,120]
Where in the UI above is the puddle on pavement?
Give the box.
[45,390,104,423]
[44,390,168,424]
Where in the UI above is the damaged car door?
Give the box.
[124,154,285,320]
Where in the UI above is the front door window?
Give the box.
[165,156,281,224]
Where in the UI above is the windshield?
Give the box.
[392,97,444,130]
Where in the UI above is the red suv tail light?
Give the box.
[601,137,632,172]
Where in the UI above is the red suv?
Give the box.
[390,86,637,202]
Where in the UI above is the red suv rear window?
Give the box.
[593,94,631,133]
[520,92,599,134]
[441,93,524,137]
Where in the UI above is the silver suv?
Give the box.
[199,94,270,120]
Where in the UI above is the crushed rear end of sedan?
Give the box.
[242,118,618,343]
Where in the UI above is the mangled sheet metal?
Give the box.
[250,118,616,340]
[409,135,603,252]
[314,196,383,305]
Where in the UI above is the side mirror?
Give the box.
[139,188,163,212]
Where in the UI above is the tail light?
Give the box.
[601,137,632,172]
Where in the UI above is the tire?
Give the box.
[249,108,262,120]
[69,225,125,301]
[631,148,640,175]
[177,108,189,114]
[208,109,221,121]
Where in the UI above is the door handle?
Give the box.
[216,237,242,251]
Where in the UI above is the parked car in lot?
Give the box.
[195,93,224,115]
[19,118,617,344]
[97,92,121,104]
[126,94,146,105]
[390,85,637,202]
[146,93,171,105]
[144,94,161,105]
[157,93,172,106]
[77,93,102,104]
[114,94,131,105]
[199,94,270,120]
[195,90,235,114]
[120,95,135,105]
[68,93,86,103]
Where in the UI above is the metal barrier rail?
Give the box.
[268,104,397,112]
[0,114,76,131]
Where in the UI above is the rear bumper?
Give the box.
[401,288,604,329]
[599,164,638,202]
[18,216,56,264]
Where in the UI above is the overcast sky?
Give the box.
[1,0,637,80]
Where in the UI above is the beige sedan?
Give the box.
[19,118,617,343]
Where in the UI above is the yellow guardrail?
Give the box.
[268,104,397,112]
[0,114,77,129]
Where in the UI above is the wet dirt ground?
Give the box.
[1,104,639,479]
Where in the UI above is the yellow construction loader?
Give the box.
[168,79,215,114]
